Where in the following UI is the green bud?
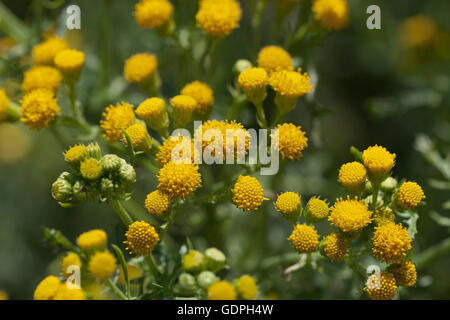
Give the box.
[86,142,101,159]
[57,171,74,183]
[380,177,398,192]
[51,179,72,202]
[100,178,115,196]
[364,194,383,208]
[364,180,374,193]
[182,250,205,273]
[100,154,122,172]
[233,59,253,75]
[118,163,136,183]
[177,272,198,295]
[197,271,219,289]
[72,180,89,202]
[204,248,226,272]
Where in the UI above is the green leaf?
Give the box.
[430,211,450,227]
[350,146,363,162]
[112,244,131,299]
[397,211,419,239]
[43,228,81,254]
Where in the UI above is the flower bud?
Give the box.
[233,59,253,75]
[380,177,398,192]
[72,180,90,202]
[100,178,115,196]
[177,272,198,295]
[86,142,101,159]
[118,163,136,184]
[182,250,205,273]
[51,179,72,202]
[364,194,384,208]
[100,154,122,172]
[204,248,226,272]
[80,158,103,181]
[197,271,219,289]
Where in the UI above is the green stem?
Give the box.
[254,101,268,129]
[106,279,128,300]
[145,254,160,280]
[108,199,134,226]
[271,109,286,128]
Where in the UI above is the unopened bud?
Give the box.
[118,163,136,184]
[197,271,219,289]
[51,179,72,202]
[101,154,122,172]
[204,247,226,272]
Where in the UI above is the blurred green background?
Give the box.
[0,0,449,299]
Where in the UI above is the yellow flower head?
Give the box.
[0,88,10,121]
[34,275,61,300]
[171,94,197,127]
[399,14,438,48]
[312,0,349,31]
[124,53,158,83]
[124,221,160,256]
[289,224,319,253]
[181,81,214,114]
[232,175,264,212]
[396,181,425,210]
[272,123,308,160]
[373,208,395,226]
[158,162,202,199]
[372,223,412,263]
[61,252,82,278]
[64,144,88,165]
[77,229,107,252]
[208,280,237,300]
[196,0,242,37]
[19,89,60,130]
[257,46,293,74]
[22,66,62,93]
[122,123,151,151]
[80,158,103,180]
[305,196,330,222]
[32,37,67,65]
[323,233,348,260]
[145,190,171,217]
[329,196,372,233]
[365,271,397,300]
[53,284,86,300]
[275,192,301,214]
[135,97,168,132]
[135,0,174,29]
[237,275,258,300]
[182,250,205,272]
[338,161,367,191]
[362,145,396,182]
[392,259,417,287]
[100,102,136,143]
[88,251,117,280]
[156,136,196,167]
[238,67,268,104]
[269,68,313,98]
[54,49,85,77]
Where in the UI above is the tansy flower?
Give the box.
[373,208,395,226]
[365,271,397,300]
[158,162,202,199]
[257,46,293,74]
[33,276,61,300]
[134,0,174,30]
[53,285,86,300]
[156,136,196,167]
[100,102,136,143]
[145,190,171,217]
[399,15,438,48]
[61,252,82,278]
[395,181,425,210]
[77,229,107,252]
[362,145,396,182]
[64,144,88,165]
[32,37,67,65]
[238,67,268,104]
[88,251,117,280]
[305,196,330,222]
[275,191,301,222]
[0,88,10,122]
[124,221,160,256]
[232,175,264,212]
[392,259,417,287]
[183,250,205,272]
[22,66,62,93]
[80,158,103,180]
[135,97,168,133]
[181,81,214,114]
[170,95,197,127]
[329,196,372,233]
[323,233,348,261]
[237,275,258,300]
[272,123,308,160]
[19,89,60,130]
[289,224,319,253]
[196,0,242,37]
[208,280,237,300]
[124,53,158,84]
[372,223,412,263]
[312,0,349,31]
[122,123,152,152]
[338,161,367,192]
[54,49,85,83]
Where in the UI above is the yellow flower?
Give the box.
[196,0,242,37]
[373,208,395,226]
[272,123,308,160]
[232,175,264,212]
[183,250,205,272]
[372,223,412,263]
[208,280,236,300]
[33,275,61,300]
[80,158,103,180]
[145,190,171,217]
[53,284,86,300]
[238,67,268,104]
[275,191,301,221]
[289,224,319,253]
[61,252,82,278]
[338,161,367,191]
[312,0,349,31]
[135,97,168,133]
[269,68,313,99]
[323,233,348,261]
[395,181,425,210]
[257,46,293,74]
[181,81,214,114]
[22,66,62,93]
[0,88,10,122]
[122,123,152,151]
[77,229,107,252]
[329,196,372,233]
[170,94,197,127]
[158,162,202,199]
[365,271,397,300]
[19,89,60,130]
[392,259,417,287]
[64,144,88,165]
[237,275,258,300]
[362,145,396,182]
[54,49,85,73]
[124,221,160,256]
[100,102,136,143]
[305,196,330,222]
[134,0,174,30]
[399,15,438,48]
[156,136,197,167]
[124,53,158,84]
[32,37,67,65]
[88,251,117,280]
